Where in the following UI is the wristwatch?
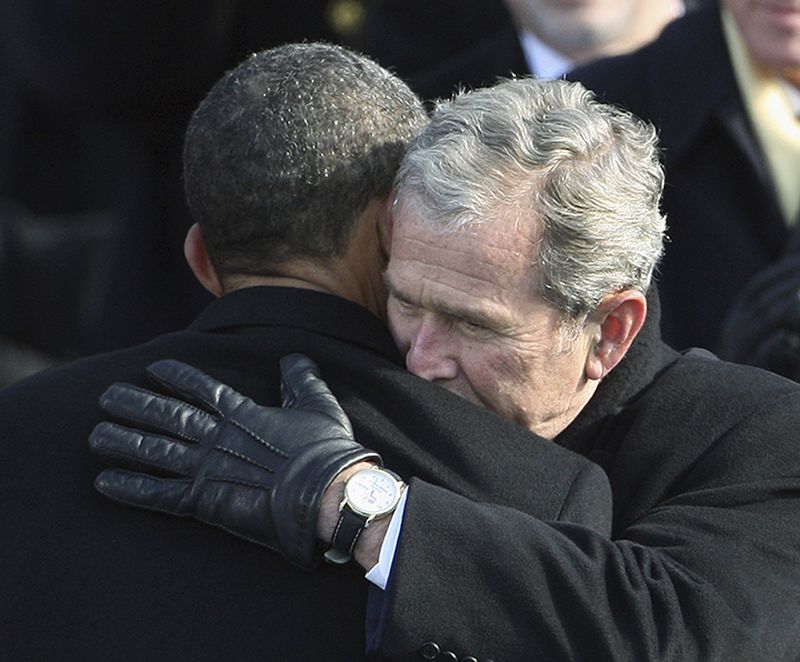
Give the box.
[324,466,405,565]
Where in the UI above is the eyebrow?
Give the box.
[383,272,505,331]
[384,273,422,309]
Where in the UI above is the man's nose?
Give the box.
[405,318,459,382]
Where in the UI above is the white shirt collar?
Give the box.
[518,30,574,80]
[778,79,800,117]
[518,1,686,81]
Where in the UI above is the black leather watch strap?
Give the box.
[324,506,368,565]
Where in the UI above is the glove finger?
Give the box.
[89,422,198,476]
[279,354,353,434]
[94,468,193,516]
[146,359,247,416]
[99,381,216,443]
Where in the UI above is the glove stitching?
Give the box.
[228,418,290,458]
[214,445,275,473]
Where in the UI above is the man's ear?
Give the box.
[184,223,223,297]
[585,290,647,381]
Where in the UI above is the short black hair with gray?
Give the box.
[183,42,427,280]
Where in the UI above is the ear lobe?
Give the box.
[184,223,224,297]
[585,291,647,381]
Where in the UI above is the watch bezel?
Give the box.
[343,466,403,519]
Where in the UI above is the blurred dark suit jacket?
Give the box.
[569,0,792,353]
[409,21,528,103]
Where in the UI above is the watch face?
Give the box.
[345,467,402,517]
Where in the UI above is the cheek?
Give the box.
[480,342,567,412]
[740,10,800,67]
[464,343,529,395]
[459,348,539,423]
[492,338,536,377]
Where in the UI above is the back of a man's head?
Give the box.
[183,42,427,281]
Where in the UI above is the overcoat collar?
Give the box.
[189,286,403,364]
[556,288,680,459]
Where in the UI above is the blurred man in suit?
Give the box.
[569,0,800,355]
[359,0,685,101]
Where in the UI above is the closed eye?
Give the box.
[390,294,420,317]
[456,317,493,337]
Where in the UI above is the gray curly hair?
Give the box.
[184,42,428,280]
[394,77,666,331]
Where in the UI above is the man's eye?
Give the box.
[458,318,489,336]
[393,298,419,315]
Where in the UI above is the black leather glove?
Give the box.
[89,354,380,570]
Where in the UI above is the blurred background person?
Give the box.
[355,0,512,83]
[568,0,800,359]
[357,0,693,102]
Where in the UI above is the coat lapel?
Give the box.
[646,1,785,248]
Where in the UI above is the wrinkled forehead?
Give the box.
[391,191,542,243]
[388,195,542,292]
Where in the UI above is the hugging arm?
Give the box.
[90,356,630,660]
[89,355,379,570]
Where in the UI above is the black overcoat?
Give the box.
[378,292,800,661]
[0,286,609,660]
